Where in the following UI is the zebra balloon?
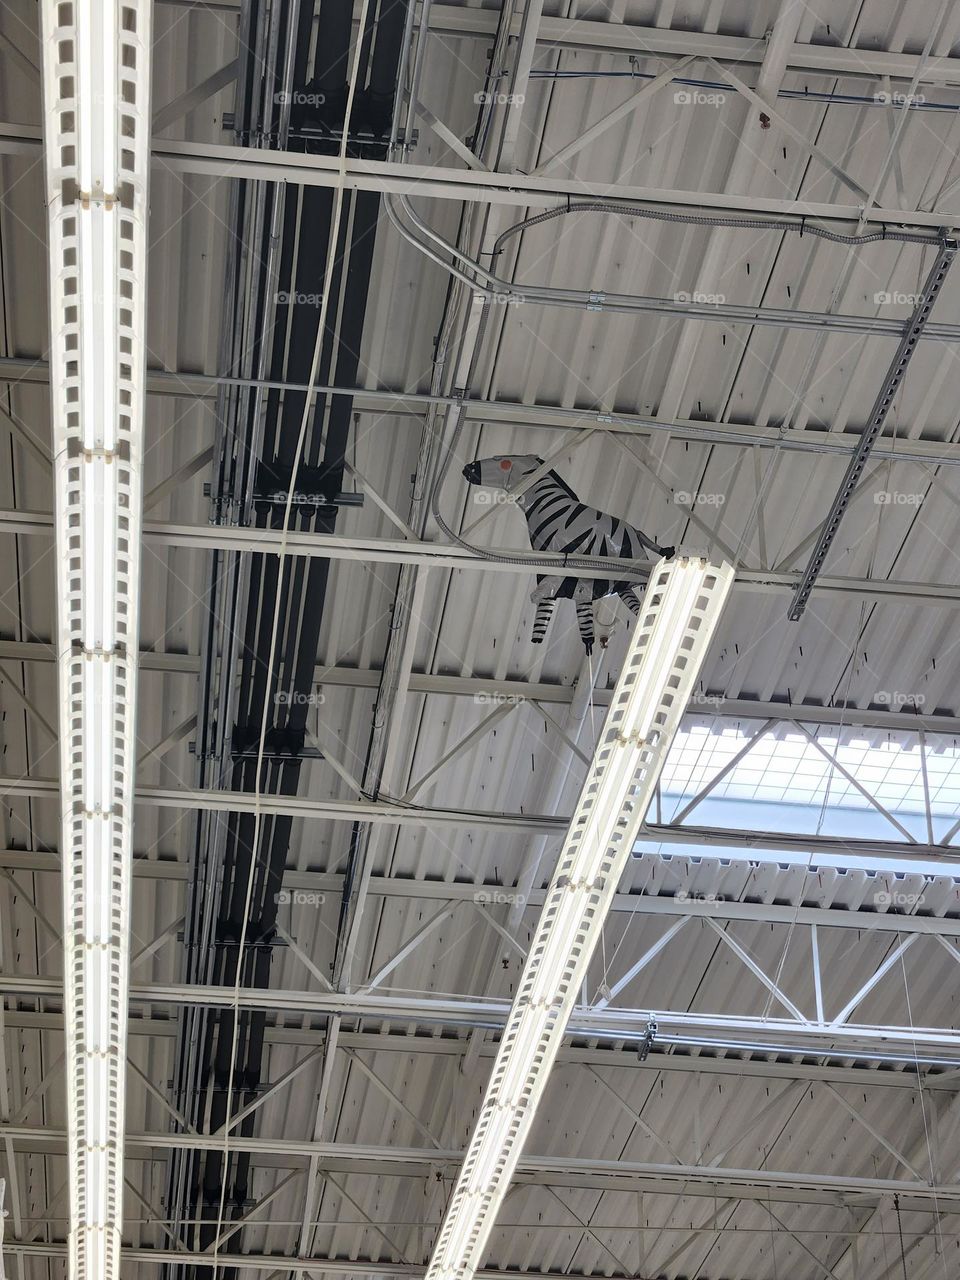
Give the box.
[462,454,675,653]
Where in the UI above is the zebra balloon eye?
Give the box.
[499,459,512,471]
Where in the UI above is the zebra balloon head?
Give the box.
[462,454,544,493]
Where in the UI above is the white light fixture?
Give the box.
[425,556,734,1280]
[39,4,152,1280]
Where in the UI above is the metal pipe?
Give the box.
[6,974,960,1059]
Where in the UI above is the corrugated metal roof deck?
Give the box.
[4,0,960,1275]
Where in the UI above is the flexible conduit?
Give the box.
[408,198,944,577]
[384,2,943,581]
[387,192,936,302]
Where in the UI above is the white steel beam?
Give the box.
[153,59,238,133]
[8,355,960,468]
[4,969,958,1059]
[5,1006,956,1089]
[1,639,959,737]
[4,850,959,932]
[3,773,960,868]
[4,1126,959,1207]
[38,4,152,1280]
[0,123,955,229]
[640,820,960,866]
[2,1240,949,1277]
[708,55,867,199]
[3,508,960,608]
[592,919,690,1011]
[146,141,960,229]
[532,59,696,176]
[495,0,546,172]
[425,7,960,86]
[149,1,960,86]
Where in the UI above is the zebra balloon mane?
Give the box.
[462,453,674,653]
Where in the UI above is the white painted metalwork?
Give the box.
[425,556,734,1280]
[38,2,152,1278]
[1,5,958,1276]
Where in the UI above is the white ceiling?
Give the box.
[3,0,960,1277]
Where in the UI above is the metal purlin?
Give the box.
[38,3,152,1279]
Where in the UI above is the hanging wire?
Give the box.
[895,1194,909,1280]
[207,0,378,1269]
[766,1193,781,1280]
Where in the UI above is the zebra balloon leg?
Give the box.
[575,600,596,654]
[621,587,643,615]
[462,453,675,654]
[531,598,556,645]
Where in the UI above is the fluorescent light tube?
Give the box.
[425,556,734,1280]
[39,4,152,1280]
